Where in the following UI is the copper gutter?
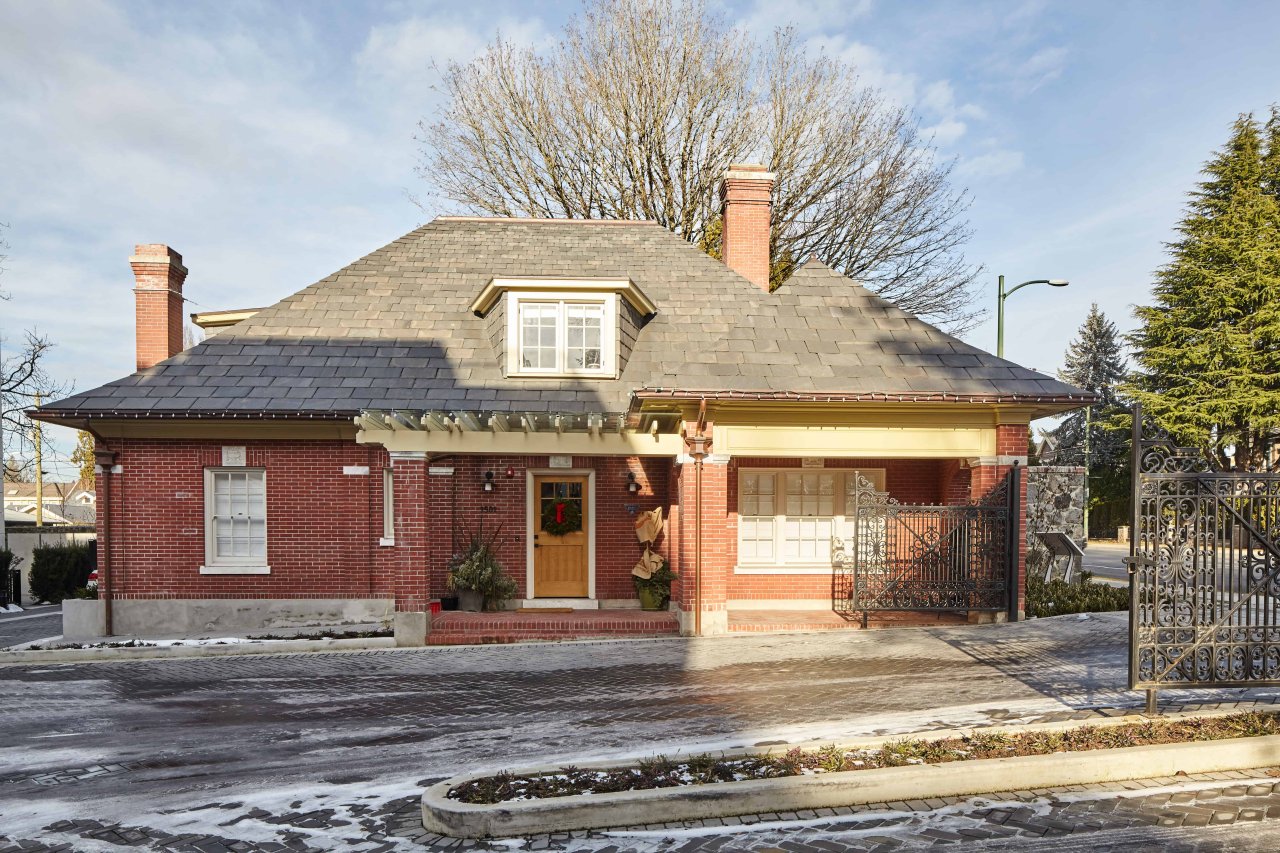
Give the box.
[633,389,1096,405]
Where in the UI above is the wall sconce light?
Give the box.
[483,470,495,492]
[505,464,516,479]
[627,471,641,494]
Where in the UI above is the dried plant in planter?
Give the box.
[447,525,519,611]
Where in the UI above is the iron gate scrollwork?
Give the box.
[1130,404,1280,693]
[833,471,1016,627]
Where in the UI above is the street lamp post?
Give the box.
[996,275,1070,358]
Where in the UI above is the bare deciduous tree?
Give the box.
[0,224,69,474]
[418,0,980,330]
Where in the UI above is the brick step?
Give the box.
[428,610,679,645]
[428,628,678,646]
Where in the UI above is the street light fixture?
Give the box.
[996,275,1069,358]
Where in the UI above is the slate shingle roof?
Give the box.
[39,218,1087,420]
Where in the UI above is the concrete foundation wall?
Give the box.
[62,598,107,643]
[68,597,395,640]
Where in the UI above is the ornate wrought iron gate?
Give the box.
[1130,404,1280,708]
[833,471,1018,627]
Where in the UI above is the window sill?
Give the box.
[735,565,836,575]
[199,565,271,575]
[379,537,396,547]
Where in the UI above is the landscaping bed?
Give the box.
[1026,570,1128,618]
[449,711,1280,805]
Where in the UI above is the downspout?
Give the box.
[685,400,710,637]
[93,444,117,637]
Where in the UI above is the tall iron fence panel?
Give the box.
[1130,404,1280,690]
[833,472,1014,626]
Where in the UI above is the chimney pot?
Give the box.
[130,244,188,371]
[719,164,775,292]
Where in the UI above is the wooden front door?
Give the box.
[533,475,590,598]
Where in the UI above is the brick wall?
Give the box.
[97,438,672,606]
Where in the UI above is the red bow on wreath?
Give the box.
[555,502,566,524]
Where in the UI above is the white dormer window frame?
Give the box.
[505,290,619,378]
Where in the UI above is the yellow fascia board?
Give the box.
[468,277,657,317]
[357,428,683,456]
[713,424,996,458]
[700,400,1032,429]
[189,308,264,330]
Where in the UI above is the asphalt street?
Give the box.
[1082,540,1129,584]
[4,613,1280,851]
[0,604,62,648]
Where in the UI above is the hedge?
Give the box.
[28,541,97,604]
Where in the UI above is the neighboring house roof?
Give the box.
[3,505,74,526]
[37,218,1089,421]
[2,480,92,503]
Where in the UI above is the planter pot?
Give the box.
[636,586,668,611]
[439,596,459,612]
[457,590,484,612]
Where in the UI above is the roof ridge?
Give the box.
[433,216,660,226]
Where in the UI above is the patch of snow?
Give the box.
[3,603,24,613]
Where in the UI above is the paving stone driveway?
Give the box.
[3,612,1280,851]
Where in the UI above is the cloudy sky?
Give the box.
[2,0,1279,470]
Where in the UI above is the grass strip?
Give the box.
[449,711,1280,805]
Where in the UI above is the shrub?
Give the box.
[632,559,676,606]
[28,541,96,604]
[1026,570,1128,618]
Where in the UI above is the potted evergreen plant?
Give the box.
[447,526,519,612]
[632,558,676,611]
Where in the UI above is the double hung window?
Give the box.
[737,468,885,571]
[202,468,269,573]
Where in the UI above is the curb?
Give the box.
[0,636,397,664]
[421,724,1280,839]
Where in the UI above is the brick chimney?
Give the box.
[130,244,188,371]
[719,163,775,291]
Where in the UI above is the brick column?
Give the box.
[672,452,731,636]
[130,244,187,371]
[969,423,1030,619]
[390,451,429,645]
[720,164,775,291]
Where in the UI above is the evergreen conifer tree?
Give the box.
[1129,112,1280,470]
[1050,304,1128,468]
[1047,305,1131,536]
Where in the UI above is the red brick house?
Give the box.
[35,165,1088,643]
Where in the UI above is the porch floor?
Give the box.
[728,609,971,633]
[428,609,678,645]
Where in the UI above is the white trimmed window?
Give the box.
[201,468,269,574]
[736,468,885,573]
[381,467,395,545]
[506,292,617,377]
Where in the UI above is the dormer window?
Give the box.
[506,292,618,377]
[469,277,655,380]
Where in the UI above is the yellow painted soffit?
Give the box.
[713,424,997,458]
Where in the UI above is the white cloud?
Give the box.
[957,149,1026,179]
[0,2,546,458]
[925,119,968,146]
[737,0,874,38]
